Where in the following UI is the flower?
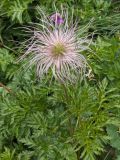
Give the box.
[19,9,90,83]
[50,13,64,25]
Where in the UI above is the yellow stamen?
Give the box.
[52,43,66,56]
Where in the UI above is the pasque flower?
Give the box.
[19,10,90,82]
[50,13,64,24]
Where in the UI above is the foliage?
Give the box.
[0,0,120,160]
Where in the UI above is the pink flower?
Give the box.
[19,10,90,82]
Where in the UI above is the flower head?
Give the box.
[19,9,91,83]
[50,13,64,25]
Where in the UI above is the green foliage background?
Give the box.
[1,0,120,160]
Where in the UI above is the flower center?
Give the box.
[52,43,66,56]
